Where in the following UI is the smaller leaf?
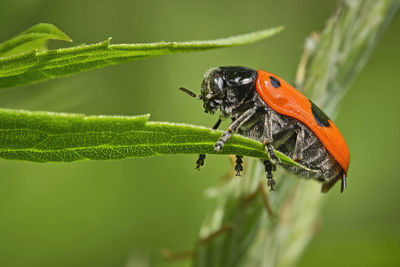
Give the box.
[0,26,283,89]
[0,23,72,57]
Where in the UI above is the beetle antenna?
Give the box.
[179,87,203,100]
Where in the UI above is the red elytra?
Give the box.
[255,70,350,174]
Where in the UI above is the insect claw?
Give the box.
[267,177,276,191]
[195,154,206,170]
[263,159,276,190]
[234,155,243,176]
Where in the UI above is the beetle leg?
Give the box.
[234,155,243,176]
[263,159,276,191]
[265,143,280,163]
[292,127,305,162]
[215,107,258,151]
[196,118,222,170]
[263,109,273,144]
[195,154,206,170]
[262,110,280,163]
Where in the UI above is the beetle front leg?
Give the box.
[196,118,222,170]
[215,107,258,151]
[292,127,305,162]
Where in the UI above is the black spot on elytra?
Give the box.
[270,76,281,88]
[310,100,331,127]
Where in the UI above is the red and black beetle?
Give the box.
[180,66,349,193]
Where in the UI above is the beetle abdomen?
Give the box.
[276,124,342,181]
[238,106,342,182]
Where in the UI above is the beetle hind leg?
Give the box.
[263,159,276,191]
[292,127,305,162]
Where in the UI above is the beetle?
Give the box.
[180,66,349,193]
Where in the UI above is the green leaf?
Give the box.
[0,108,309,171]
[0,26,283,89]
[0,23,72,57]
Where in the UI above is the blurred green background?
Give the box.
[0,0,399,266]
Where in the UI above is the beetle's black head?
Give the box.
[201,66,257,114]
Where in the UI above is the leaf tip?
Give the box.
[222,26,285,47]
[259,25,285,37]
[30,22,73,43]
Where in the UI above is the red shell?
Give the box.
[256,70,350,174]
